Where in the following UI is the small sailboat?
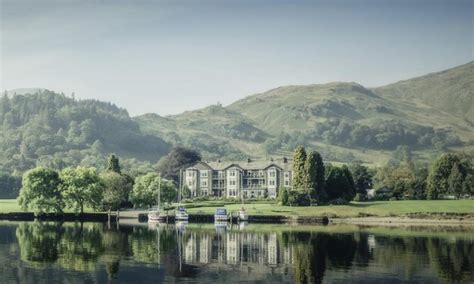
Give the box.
[238,207,248,222]
[175,169,189,222]
[238,192,249,221]
[175,206,189,221]
[148,174,167,223]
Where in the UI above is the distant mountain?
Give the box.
[3,62,472,172]
[0,90,170,174]
[375,61,474,122]
[136,62,474,165]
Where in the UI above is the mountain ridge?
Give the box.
[135,61,474,165]
[3,61,472,170]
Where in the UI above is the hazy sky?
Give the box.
[1,0,473,116]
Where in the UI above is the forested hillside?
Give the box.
[0,90,170,176]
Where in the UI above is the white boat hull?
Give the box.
[175,210,189,221]
[214,215,228,222]
[239,211,249,221]
[148,212,167,222]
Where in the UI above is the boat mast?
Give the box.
[178,168,182,206]
[158,173,161,210]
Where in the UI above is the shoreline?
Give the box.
[331,216,474,226]
[2,211,474,227]
[0,212,116,222]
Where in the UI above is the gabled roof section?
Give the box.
[187,158,293,171]
[186,161,213,171]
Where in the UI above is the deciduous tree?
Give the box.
[130,173,177,208]
[18,167,63,214]
[60,167,104,214]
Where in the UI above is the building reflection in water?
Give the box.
[179,226,295,276]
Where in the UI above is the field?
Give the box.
[184,200,474,217]
[0,199,94,214]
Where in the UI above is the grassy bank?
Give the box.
[184,200,474,218]
[2,198,473,218]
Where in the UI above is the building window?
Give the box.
[270,180,275,186]
[229,170,236,177]
[270,171,276,177]
[285,181,289,186]
[201,180,207,187]
[201,171,208,177]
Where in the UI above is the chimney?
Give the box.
[270,157,274,162]
[283,157,288,163]
[247,158,251,163]
[217,159,221,163]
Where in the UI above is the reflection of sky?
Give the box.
[1,0,473,115]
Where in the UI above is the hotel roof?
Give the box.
[187,158,293,171]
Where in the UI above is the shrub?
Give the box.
[328,198,349,205]
[287,191,311,206]
[353,193,366,202]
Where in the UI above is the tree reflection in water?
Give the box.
[8,222,474,283]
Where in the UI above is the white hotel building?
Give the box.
[184,158,293,199]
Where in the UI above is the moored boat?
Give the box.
[238,207,248,221]
[175,169,189,222]
[175,206,189,221]
[214,208,228,222]
[148,173,166,223]
[148,207,167,222]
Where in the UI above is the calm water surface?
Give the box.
[0,221,473,283]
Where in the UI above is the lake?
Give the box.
[0,221,473,283]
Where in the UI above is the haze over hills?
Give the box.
[2,61,473,175]
[136,61,474,165]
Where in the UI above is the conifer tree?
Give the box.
[292,146,307,191]
[107,154,121,174]
[304,151,325,201]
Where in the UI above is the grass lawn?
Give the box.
[0,199,95,214]
[184,200,474,217]
[0,199,22,213]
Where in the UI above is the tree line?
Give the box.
[264,118,461,155]
[18,154,192,215]
[283,146,473,206]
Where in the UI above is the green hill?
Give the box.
[0,90,170,175]
[375,61,474,122]
[135,105,267,159]
[136,62,474,165]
